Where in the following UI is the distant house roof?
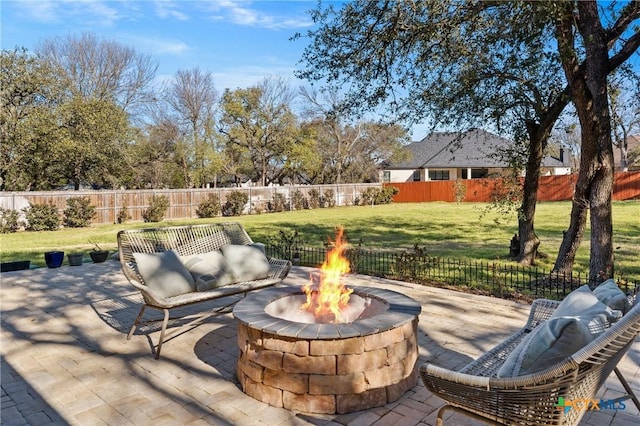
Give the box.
[541,154,568,168]
[389,129,512,169]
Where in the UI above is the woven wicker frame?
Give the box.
[420,295,640,425]
[117,222,292,359]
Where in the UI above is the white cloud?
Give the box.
[14,0,122,27]
[204,0,312,30]
[121,34,190,56]
[13,0,59,23]
[153,0,189,21]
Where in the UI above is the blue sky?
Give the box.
[0,0,430,138]
[1,1,319,91]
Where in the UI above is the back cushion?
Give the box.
[593,279,632,315]
[222,244,271,282]
[180,251,235,291]
[133,250,196,298]
[497,285,622,377]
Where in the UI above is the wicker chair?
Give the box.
[420,295,640,425]
[117,223,291,359]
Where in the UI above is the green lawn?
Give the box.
[1,201,638,282]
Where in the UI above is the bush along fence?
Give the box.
[264,243,639,302]
[0,183,385,227]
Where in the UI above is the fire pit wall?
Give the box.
[234,286,422,414]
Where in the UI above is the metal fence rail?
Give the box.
[265,245,639,301]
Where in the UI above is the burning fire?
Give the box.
[301,227,354,323]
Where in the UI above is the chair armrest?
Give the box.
[267,257,292,281]
[525,298,560,331]
[421,363,490,388]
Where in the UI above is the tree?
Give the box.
[300,86,409,184]
[297,1,640,279]
[552,1,640,282]
[57,97,130,190]
[609,68,640,171]
[296,1,570,265]
[5,104,67,190]
[166,68,220,187]
[123,120,187,189]
[218,77,299,186]
[0,48,62,190]
[282,122,323,184]
[300,86,363,184]
[36,32,157,115]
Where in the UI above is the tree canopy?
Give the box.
[296,0,640,281]
[1,34,406,191]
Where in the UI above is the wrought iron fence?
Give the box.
[265,244,639,302]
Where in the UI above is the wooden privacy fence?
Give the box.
[0,183,380,225]
[386,171,640,203]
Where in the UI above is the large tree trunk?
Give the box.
[517,92,571,265]
[552,158,592,275]
[583,2,615,281]
[553,1,615,284]
[516,122,544,266]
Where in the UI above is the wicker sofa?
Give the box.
[117,222,291,359]
[420,285,640,426]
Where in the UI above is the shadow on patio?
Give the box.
[1,262,638,425]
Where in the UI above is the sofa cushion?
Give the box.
[133,250,196,298]
[180,251,235,291]
[497,285,622,377]
[551,285,622,329]
[222,244,271,282]
[593,279,632,314]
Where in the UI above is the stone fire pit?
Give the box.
[233,285,421,414]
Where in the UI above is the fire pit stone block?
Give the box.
[234,286,422,414]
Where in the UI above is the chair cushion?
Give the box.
[498,316,594,377]
[497,285,622,377]
[222,244,271,282]
[593,279,632,314]
[180,251,235,291]
[133,250,196,298]
[552,285,621,322]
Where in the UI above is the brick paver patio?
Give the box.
[1,261,638,425]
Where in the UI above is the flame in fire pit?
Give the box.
[301,227,354,323]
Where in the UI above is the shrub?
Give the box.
[223,191,248,216]
[268,229,304,261]
[116,205,130,224]
[63,196,96,228]
[360,186,399,205]
[270,193,287,212]
[23,202,60,231]
[453,180,467,204]
[291,190,306,210]
[196,193,221,218]
[0,208,20,233]
[322,189,336,208]
[360,187,378,205]
[252,202,266,214]
[142,195,169,222]
[308,189,320,209]
[377,186,398,204]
